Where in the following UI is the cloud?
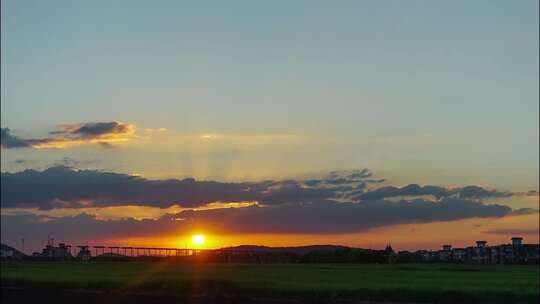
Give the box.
[354,184,511,201]
[1,166,525,217]
[1,128,30,148]
[457,185,512,199]
[51,122,133,137]
[1,122,135,149]
[1,166,359,209]
[53,157,101,168]
[508,208,539,216]
[11,159,36,165]
[1,128,53,148]
[525,190,539,196]
[482,228,539,236]
[0,167,388,209]
[355,184,450,200]
[144,128,167,133]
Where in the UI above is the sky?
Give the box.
[1,0,538,253]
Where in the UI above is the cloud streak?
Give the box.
[1,122,135,149]
[354,184,511,201]
[482,228,539,235]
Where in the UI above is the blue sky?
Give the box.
[1,0,538,190]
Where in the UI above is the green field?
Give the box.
[1,262,539,303]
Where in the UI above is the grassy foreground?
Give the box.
[1,262,539,303]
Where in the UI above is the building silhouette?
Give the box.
[12,236,539,264]
[409,237,539,264]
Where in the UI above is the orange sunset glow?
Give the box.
[1,0,538,261]
[1,2,539,303]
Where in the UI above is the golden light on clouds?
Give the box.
[31,122,136,149]
[32,136,131,149]
[1,201,259,221]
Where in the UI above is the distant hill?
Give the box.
[0,243,26,259]
[222,245,352,254]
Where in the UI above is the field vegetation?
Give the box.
[1,261,538,303]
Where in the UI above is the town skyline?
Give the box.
[3,235,538,266]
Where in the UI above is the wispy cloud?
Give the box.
[1,122,135,149]
[482,228,539,236]
[354,184,512,201]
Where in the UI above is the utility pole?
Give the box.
[21,238,25,254]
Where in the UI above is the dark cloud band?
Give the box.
[1,166,352,209]
[1,166,519,211]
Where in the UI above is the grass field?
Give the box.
[1,261,539,303]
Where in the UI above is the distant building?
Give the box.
[76,246,92,260]
[383,244,397,263]
[396,250,418,263]
[400,237,539,264]
[476,241,487,248]
[471,241,490,264]
[451,248,466,262]
[439,245,452,261]
[522,244,540,263]
[38,242,73,259]
[511,237,523,247]
[415,250,430,262]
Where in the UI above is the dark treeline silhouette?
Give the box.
[298,248,386,263]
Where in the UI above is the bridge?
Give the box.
[73,245,208,257]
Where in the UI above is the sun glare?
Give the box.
[192,234,205,246]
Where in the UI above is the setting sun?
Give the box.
[191,234,205,246]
